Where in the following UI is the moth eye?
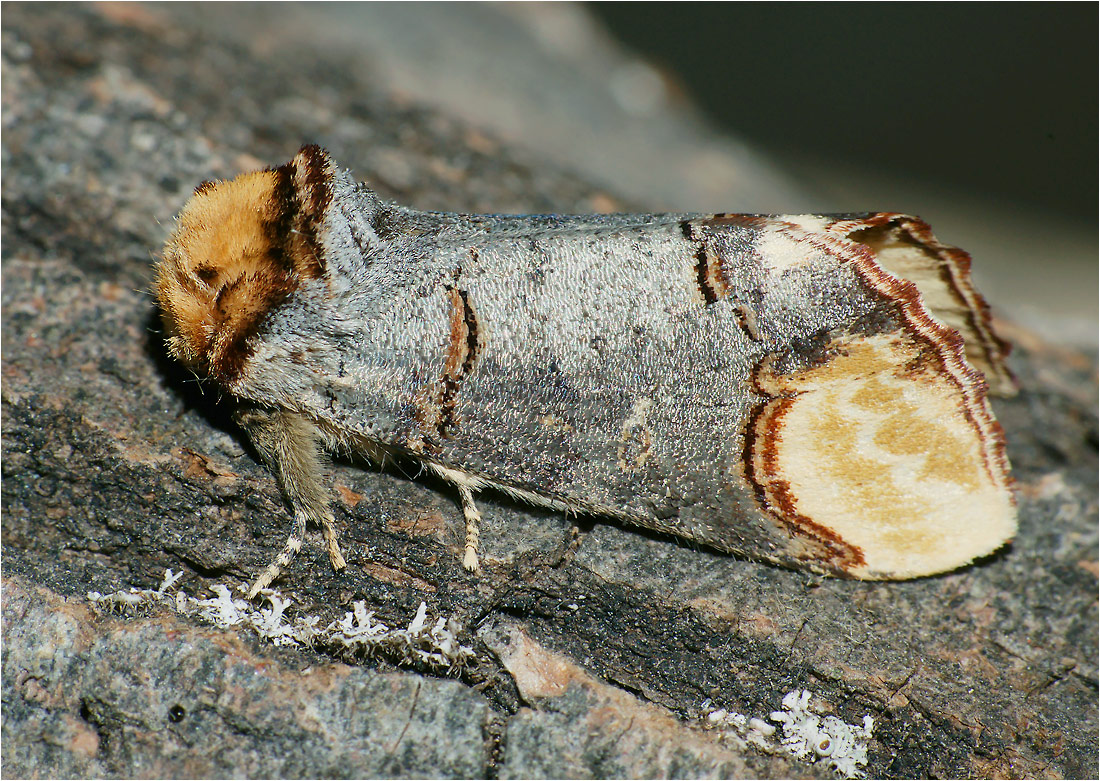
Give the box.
[194,264,219,285]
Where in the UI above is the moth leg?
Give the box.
[234,407,346,598]
[248,509,307,597]
[321,517,346,573]
[551,520,584,567]
[456,484,482,573]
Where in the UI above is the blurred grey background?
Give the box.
[593,3,1096,223]
[169,2,1097,348]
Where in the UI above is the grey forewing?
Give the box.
[438,222,761,527]
[251,203,891,559]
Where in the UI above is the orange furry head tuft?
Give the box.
[155,145,334,385]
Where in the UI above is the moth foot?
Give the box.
[246,570,275,600]
[456,484,482,574]
[321,517,347,571]
[463,546,480,573]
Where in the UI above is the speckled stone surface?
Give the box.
[3,4,1096,778]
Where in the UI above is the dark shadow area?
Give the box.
[591,3,1098,221]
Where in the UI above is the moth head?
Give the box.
[155,145,334,384]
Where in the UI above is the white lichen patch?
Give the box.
[702,688,874,779]
[88,570,474,671]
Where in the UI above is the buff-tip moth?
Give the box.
[155,146,1016,597]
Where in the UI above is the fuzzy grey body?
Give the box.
[158,147,1016,593]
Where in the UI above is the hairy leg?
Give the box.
[234,406,345,597]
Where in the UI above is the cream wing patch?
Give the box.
[752,331,1016,579]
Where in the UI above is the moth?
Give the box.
[156,145,1017,597]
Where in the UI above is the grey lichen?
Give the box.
[704,688,874,778]
[88,570,475,672]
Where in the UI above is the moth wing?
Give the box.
[741,215,1016,579]
[748,329,1016,579]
